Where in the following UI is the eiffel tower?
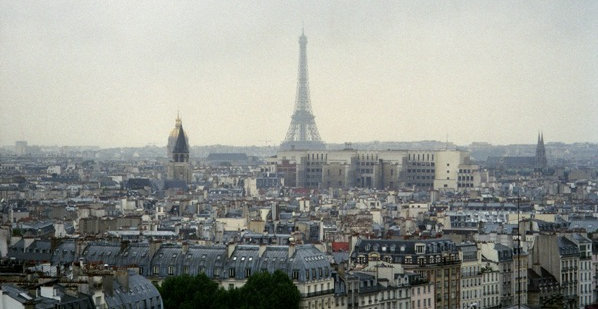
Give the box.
[280,30,326,151]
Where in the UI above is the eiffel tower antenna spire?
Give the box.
[280,30,325,151]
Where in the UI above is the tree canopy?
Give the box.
[159,270,300,309]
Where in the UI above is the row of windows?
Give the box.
[407,169,434,173]
[461,278,481,287]
[306,282,332,294]
[410,161,434,166]
[408,153,434,161]
[462,289,479,299]
[482,296,499,308]
[412,298,432,309]
[360,154,379,161]
[483,285,498,294]
[408,175,433,180]
[308,153,327,160]
[358,254,458,265]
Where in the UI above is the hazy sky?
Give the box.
[1,1,597,147]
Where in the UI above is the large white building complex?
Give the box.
[268,148,480,191]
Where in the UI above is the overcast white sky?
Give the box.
[1,1,597,147]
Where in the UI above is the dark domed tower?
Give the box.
[167,113,188,158]
[535,132,547,169]
[167,115,192,183]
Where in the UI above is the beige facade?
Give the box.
[481,266,500,308]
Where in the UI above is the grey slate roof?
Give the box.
[104,270,162,309]
[81,242,121,265]
[117,243,151,275]
[51,240,76,265]
[70,242,332,284]
[182,245,227,277]
[557,236,579,257]
[7,239,52,263]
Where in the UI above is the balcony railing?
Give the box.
[305,289,335,298]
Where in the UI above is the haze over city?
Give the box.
[1,1,597,147]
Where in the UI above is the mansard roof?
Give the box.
[50,241,332,283]
[290,244,331,282]
[228,245,261,280]
[257,246,289,273]
[104,270,162,309]
[81,242,121,265]
[51,240,76,265]
[182,245,227,277]
[558,236,580,257]
[117,242,150,269]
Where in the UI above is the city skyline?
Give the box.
[1,1,597,147]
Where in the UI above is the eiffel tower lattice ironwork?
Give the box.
[280,30,325,151]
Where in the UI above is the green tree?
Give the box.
[158,271,300,309]
[238,270,301,309]
[159,273,221,309]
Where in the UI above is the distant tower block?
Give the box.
[280,30,326,151]
[15,141,28,156]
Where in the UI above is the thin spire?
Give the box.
[541,131,544,143]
